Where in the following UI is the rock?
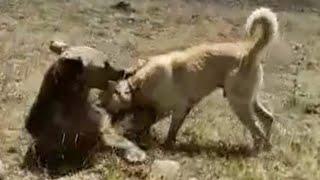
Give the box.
[148,160,180,180]
[305,103,320,114]
[306,60,319,70]
[0,15,17,31]
[292,42,303,51]
[188,178,198,180]
[49,40,69,55]
[111,1,136,13]
[18,13,25,19]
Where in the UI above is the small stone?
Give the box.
[111,1,136,13]
[49,40,69,55]
[18,13,25,19]
[292,43,303,51]
[189,178,198,180]
[292,45,299,51]
[148,160,180,180]
[306,60,319,70]
[305,103,320,114]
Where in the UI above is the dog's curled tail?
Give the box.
[244,7,278,67]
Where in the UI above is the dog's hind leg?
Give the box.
[165,105,191,147]
[227,97,268,151]
[254,98,274,141]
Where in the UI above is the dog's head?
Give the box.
[100,80,133,114]
[83,60,134,90]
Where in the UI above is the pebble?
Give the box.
[148,160,180,180]
[189,178,198,180]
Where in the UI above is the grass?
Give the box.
[0,0,320,179]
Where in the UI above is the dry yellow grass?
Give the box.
[0,0,319,179]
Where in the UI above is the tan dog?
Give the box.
[101,7,278,150]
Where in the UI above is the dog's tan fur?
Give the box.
[102,7,278,150]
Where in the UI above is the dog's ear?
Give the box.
[123,67,135,78]
[104,61,126,79]
[104,61,112,69]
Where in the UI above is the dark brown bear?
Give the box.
[24,56,124,171]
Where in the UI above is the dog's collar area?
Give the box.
[123,70,133,79]
[127,79,135,92]
[124,79,138,103]
[128,79,142,99]
[112,80,135,101]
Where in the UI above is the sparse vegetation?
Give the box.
[0,0,319,179]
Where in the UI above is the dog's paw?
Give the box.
[251,138,264,154]
[251,138,272,156]
[124,147,147,163]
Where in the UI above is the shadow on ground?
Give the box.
[168,141,258,158]
[20,142,109,179]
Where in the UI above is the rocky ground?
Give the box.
[0,0,320,179]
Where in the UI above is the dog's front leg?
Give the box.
[164,105,190,148]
